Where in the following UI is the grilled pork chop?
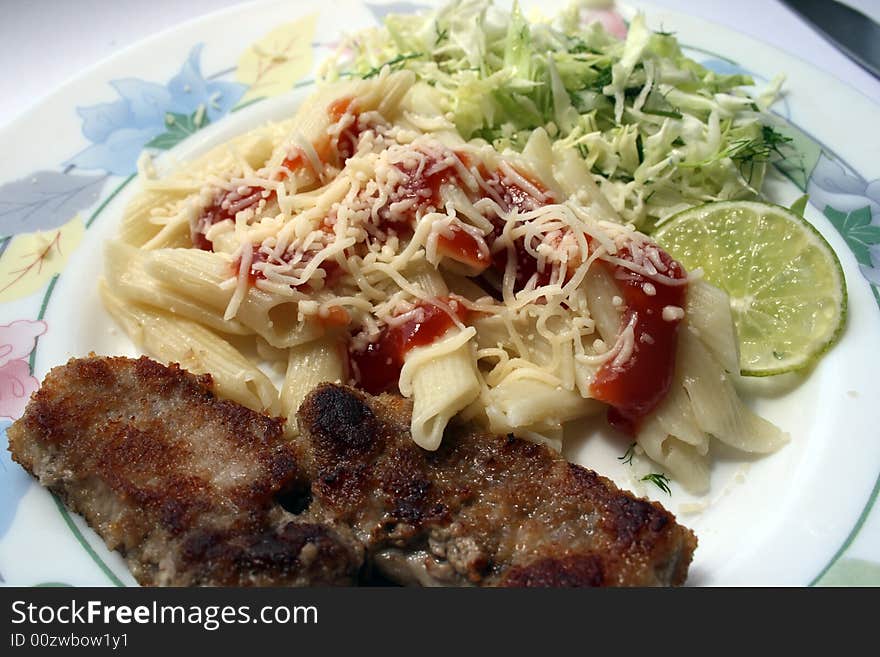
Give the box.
[6,356,361,586]
[296,384,696,586]
[8,356,696,586]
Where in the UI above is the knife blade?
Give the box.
[781,0,880,79]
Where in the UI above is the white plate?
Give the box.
[1,0,878,586]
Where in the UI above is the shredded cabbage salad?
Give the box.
[320,0,786,230]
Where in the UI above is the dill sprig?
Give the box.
[728,125,792,161]
[618,443,637,466]
[362,52,424,79]
[588,66,613,92]
[727,125,792,183]
[568,37,601,55]
[641,473,671,495]
[641,107,683,119]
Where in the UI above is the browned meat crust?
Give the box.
[8,357,696,587]
[296,384,697,587]
[7,356,361,586]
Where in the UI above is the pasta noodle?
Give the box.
[101,68,787,494]
[99,284,279,414]
[280,338,346,435]
[401,329,481,450]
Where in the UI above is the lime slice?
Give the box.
[653,200,847,376]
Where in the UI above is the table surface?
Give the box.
[2,0,879,127]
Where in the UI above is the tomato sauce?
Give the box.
[316,304,351,329]
[192,187,273,250]
[478,166,563,290]
[328,96,360,162]
[380,150,558,287]
[368,152,466,240]
[197,96,362,249]
[436,224,489,271]
[589,247,688,436]
[281,149,310,175]
[349,297,470,394]
[479,164,548,215]
[395,154,459,210]
[279,96,360,178]
[234,245,342,291]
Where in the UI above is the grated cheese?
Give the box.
[138,78,696,450]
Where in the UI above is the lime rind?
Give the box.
[653,200,847,376]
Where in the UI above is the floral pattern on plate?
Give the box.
[65,45,246,177]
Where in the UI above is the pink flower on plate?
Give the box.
[581,9,628,40]
[0,320,47,420]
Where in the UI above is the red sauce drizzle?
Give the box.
[192,187,273,250]
[436,224,488,270]
[317,305,351,328]
[281,150,310,175]
[481,167,563,290]
[349,297,469,394]
[234,245,342,291]
[368,152,464,240]
[282,96,362,176]
[589,247,688,436]
[378,150,558,288]
[198,96,361,250]
[394,154,458,211]
[328,96,361,162]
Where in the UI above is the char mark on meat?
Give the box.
[7,356,361,586]
[295,384,697,587]
[8,358,696,587]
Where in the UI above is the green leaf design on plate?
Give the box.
[33,582,73,587]
[146,110,210,150]
[823,205,880,266]
[815,558,880,586]
[772,121,822,192]
[789,194,809,218]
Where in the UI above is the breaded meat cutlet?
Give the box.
[7,356,362,586]
[9,357,696,586]
[296,384,697,587]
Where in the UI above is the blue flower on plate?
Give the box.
[700,58,752,78]
[65,44,247,177]
[0,419,32,539]
[808,153,880,218]
[807,152,880,285]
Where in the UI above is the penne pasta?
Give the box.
[400,329,481,451]
[100,68,788,495]
[637,421,711,495]
[105,241,253,335]
[678,329,788,454]
[280,338,346,435]
[100,283,279,414]
[686,279,740,373]
[484,374,603,435]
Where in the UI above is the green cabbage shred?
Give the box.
[320,0,786,230]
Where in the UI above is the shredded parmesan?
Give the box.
[127,75,698,454]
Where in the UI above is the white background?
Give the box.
[1,0,879,127]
